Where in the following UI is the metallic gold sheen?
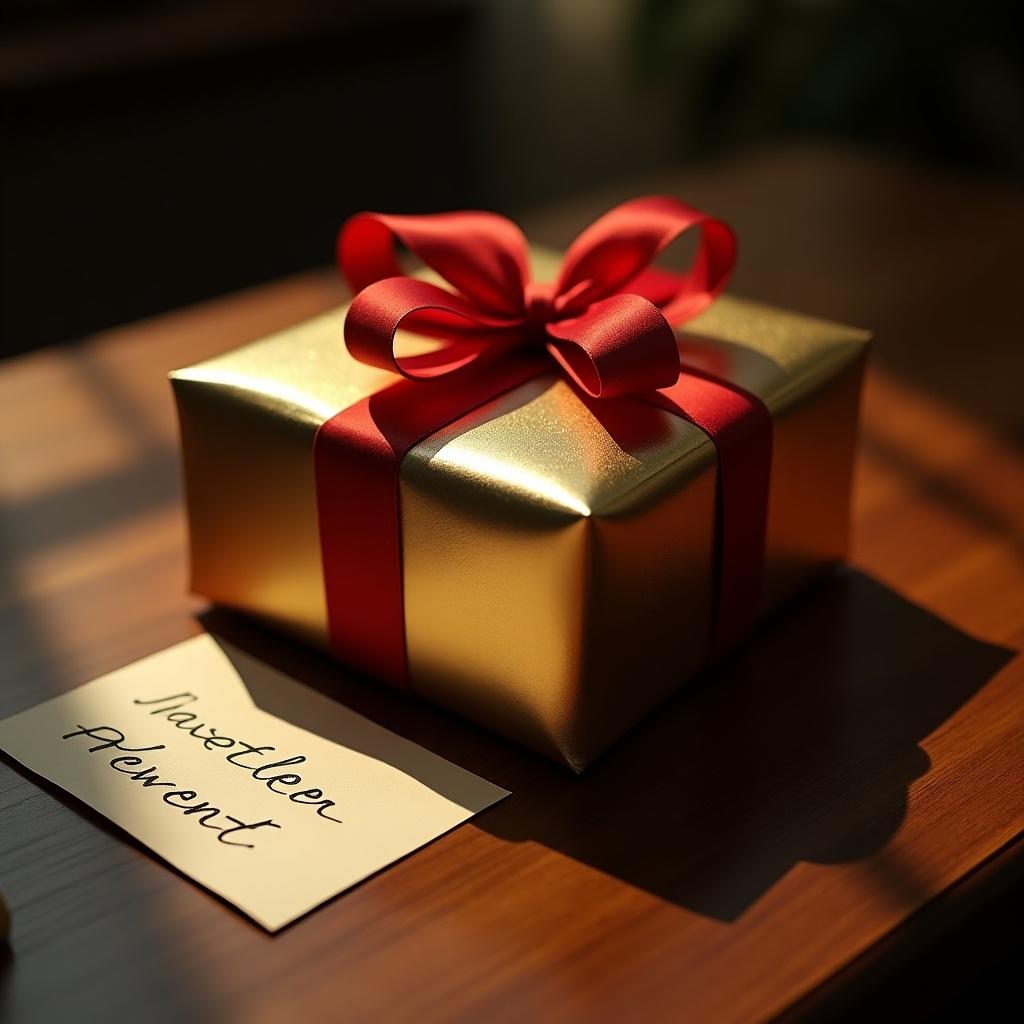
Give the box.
[171,248,870,770]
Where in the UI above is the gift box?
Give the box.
[171,200,869,771]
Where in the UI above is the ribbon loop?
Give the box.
[554,196,736,322]
[345,276,516,381]
[337,210,529,318]
[336,195,736,398]
[545,294,680,398]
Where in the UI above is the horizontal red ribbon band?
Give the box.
[316,197,772,688]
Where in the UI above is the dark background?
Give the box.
[2,0,1022,356]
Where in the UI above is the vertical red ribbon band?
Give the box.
[314,197,773,689]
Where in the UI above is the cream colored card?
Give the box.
[0,634,508,931]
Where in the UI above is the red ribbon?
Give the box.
[315,197,772,688]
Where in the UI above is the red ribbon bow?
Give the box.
[316,198,771,690]
[337,196,736,398]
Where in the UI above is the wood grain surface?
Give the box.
[1,147,1022,1023]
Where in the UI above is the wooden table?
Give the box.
[1,147,1022,1023]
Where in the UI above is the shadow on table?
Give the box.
[203,567,1015,924]
[482,568,1016,921]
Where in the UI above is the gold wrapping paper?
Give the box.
[172,250,869,770]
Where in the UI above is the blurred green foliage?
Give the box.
[634,0,1024,176]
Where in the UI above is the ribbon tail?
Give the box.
[648,369,773,652]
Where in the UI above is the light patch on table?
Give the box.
[0,635,508,932]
